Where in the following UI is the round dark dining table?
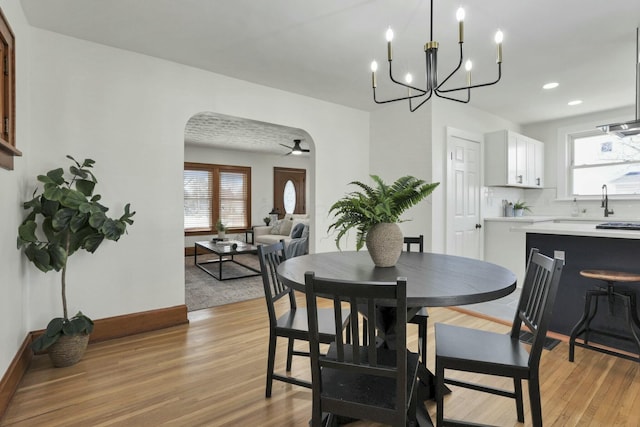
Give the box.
[277,250,517,308]
[278,250,517,424]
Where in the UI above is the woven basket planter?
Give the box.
[365,223,403,267]
[48,333,90,368]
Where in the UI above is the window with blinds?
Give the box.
[184,169,213,231]
[220,171,249,228]
[184,163,251,234]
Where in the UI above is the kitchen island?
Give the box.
[518,221,640,355]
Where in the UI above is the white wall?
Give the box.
[369,102,433,246]
[0,0,31,386]
[369,98,520,252]
[184,143,311,248]
[0,18,369,380]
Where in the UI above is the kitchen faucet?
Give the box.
[601,184,614,217]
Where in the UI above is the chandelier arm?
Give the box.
[435,43,464,91]
[409,90,435,111]
[435,89,470,104]
[388,60,428,93]
[436,63,502,93]
[373,87,429,104]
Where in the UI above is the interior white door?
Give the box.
[445,128,482,259]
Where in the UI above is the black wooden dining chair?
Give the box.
[404,235,424,253]
[257,241,349,398]
[435,248,564,427]
[404,235,429,367]
[304,272,420,427]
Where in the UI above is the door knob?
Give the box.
[475,224,482,229]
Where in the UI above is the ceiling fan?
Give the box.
[280,139,310,155]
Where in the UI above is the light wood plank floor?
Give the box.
[2,295,639,426]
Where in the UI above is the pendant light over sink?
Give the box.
[369,0,504,112]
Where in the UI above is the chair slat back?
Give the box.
[511,248,564,367]
[257,241,295,325]
[305,273,409,419]
[403,235,424,253]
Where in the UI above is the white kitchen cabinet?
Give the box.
[485,130,544,188]
[532,139,544,187]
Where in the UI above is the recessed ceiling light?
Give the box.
[543,82,559,90]
[568,100,582,106]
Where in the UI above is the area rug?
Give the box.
[185,254,265,311]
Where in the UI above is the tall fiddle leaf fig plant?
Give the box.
[17,155,135,352]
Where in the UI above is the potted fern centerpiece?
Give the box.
[17,155,135,367]
[328,175,438,267]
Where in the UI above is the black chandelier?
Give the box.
[370,0,503,111]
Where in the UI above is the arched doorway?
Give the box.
[182,111,315,311]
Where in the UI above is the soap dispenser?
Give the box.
[570,198,580,217]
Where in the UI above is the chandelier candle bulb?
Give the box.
[465,60,472,86]
[371,61,378,88]
[386,27,393,61]
[456,7,465,43]
[495,30,504,63]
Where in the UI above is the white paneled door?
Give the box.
[445,128,482,259]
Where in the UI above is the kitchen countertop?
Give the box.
[484,216,556,223]
[486,216,640,223]
[515,221,640,239]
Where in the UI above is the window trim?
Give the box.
[184,162,251,236]
[557,113,640,201]
[0,6,18,171]
[567,129,640,198]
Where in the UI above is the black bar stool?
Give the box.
[569,269,640,362]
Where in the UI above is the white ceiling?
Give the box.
[185,112,310,155]
[20,0,640,152]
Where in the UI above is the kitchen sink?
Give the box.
[595,222,640,230]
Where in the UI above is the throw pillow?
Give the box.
[290,223,305,239]
[270,220,283,234]
[279,218,293,236]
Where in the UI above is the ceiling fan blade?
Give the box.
[279,143,293,149]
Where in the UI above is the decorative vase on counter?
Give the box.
[365,223,403,267]
[504,202,514,217]
[514,208,524,217]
